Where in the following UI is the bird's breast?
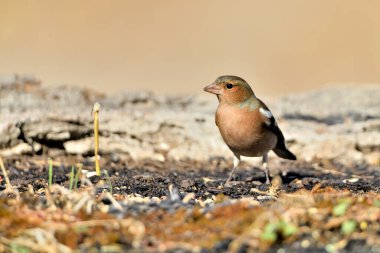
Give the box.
[216,104,277,157]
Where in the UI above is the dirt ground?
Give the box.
[1,153,380,252]
[4,154,380,198]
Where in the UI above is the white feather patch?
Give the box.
[259,107,276,126]
[259,107,272,118]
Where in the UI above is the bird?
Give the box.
[203,75,296,185]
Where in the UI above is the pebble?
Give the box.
[301,239,310,248]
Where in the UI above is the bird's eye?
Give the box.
[226,83,234,89]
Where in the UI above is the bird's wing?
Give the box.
[258,101,285,141]
[258,100,297,160]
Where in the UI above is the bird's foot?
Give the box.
[223,180,240,187]
[224,176,232,187]
[224,182,232,187]
[257,183,271,192]
[251,175,282,197]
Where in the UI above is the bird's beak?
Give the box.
[203,83,222,95]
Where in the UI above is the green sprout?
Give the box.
[48,158,53,189]
[10,243,29,253]
[261,222,278,242]
[261,220,298,242]
[74,163,83,190]
[0,156,12,190]
[333,199,351,216]
[341,220,357,235]
[103,169,113,195]
[69,166,75,190]
[92,102,101,176]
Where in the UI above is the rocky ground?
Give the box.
[0,74,380,252]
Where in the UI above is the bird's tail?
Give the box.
[273,146,297,160]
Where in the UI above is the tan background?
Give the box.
[1,0,380,95]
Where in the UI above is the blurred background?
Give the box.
[1,0,380,96]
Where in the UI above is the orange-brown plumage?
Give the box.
[216,100,277,157]
[204,75,296,185]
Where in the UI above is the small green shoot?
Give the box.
[341,220,357,235]
[325,244,337,253]
[69,166,75,190]
[10,243,30,253]
[261,222,278,242]
[0,156,12,190]
[92,102,101,176]
[333,199,351,216]
[74,163,83,190]
[282,221,298,237]
[103,169,113,195]
[261,220,298,242]
[48,158,53,189]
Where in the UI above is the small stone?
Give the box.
[85,171,98,178]
[308,207,318,215]
[311,230,320,239]
[110,153,120,163]
[180,179,194,188]
[301,239,310,248]
[343,178,359,183]
[182,193,195,204]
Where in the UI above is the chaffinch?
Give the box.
[204,75,296,185]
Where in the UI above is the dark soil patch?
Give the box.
[2,154,379,198]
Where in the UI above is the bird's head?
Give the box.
[203,75,255,104]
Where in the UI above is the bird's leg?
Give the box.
[262,153,270,184]
[225,154,240,186]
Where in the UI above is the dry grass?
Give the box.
[0,181,379,252]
